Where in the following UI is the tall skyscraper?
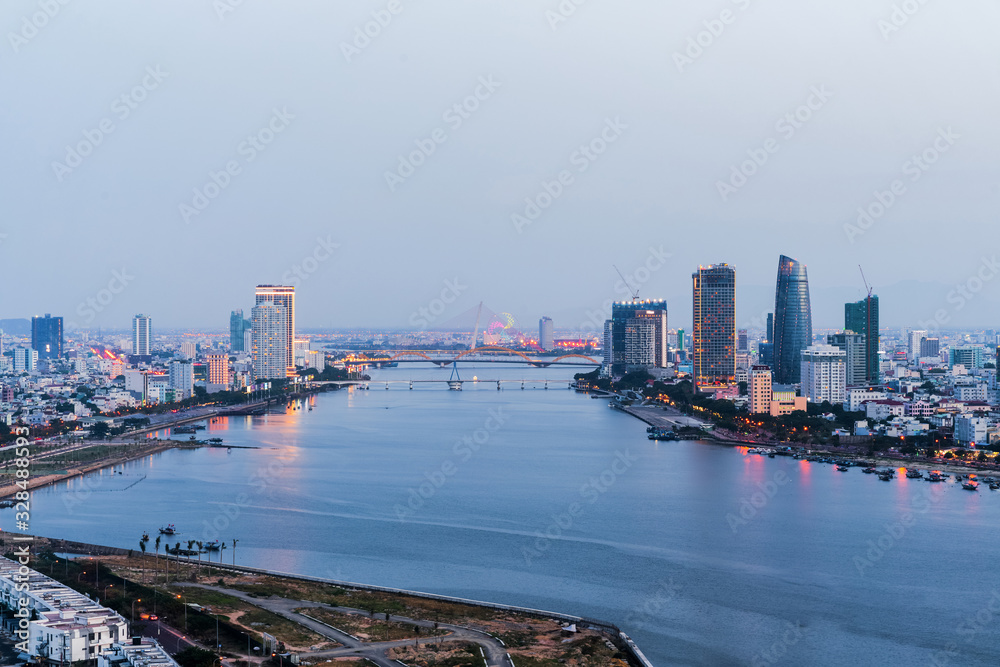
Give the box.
[772,255,812,385]
[31,314,63,359]
[252,302,288,380]
[920,337,940,358]
[132,315,151,356]
[230,310,251,352]
[692,264,736,387]
[13,347,38,372]
[845,295,879,384]
[908,330,926,361]
[539,317,554,351]
[255,285,295,375]
[610,300,668,375]
[766,313,774,343]
[800,344,847,404]
[207,353,229,386]
[827,332,866,387]
[169,360,194,400]
[737,329,749,352]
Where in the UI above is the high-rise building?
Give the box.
[766,313,774,343]
[827,332,867,387]
[920,337,940,358]
[610,300,668,375]
[13,347,38,372]
[31,314,63,359]
[692,264,736,387]
[772,256,812,385]
[749,365,772,415]
[539,317,554,351]
[255,285,295,375]
[169,361,194,400]
[845,295,879,384]
[737,329,749,352]
[207,354,229,386]
[949,345,984,369]
[677,329,685,351]
[602,320,613,376]
[624,318,656,369]
[800,344,847,405]
[252,302,288,380]
[908,330,927,361]
[230,310,251,352]
[132,315,151,356]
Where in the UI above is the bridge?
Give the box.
[341,346,600,368]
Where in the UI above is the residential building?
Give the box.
[13,348,38,372]
[772,255,812,384]
[169,361,194,400]
[179,342,197,359]
[31,314,63,359]
[610,300,668,374]
[737,329,748,352]
[955,384,988,402]
[99,637,179,667]
[770,385,807,416]
[865,399,905,421]
[954,415,989,446]
[800,344,846,404]
[132,315,151,356]
[950,345,984,369]
[749,365,772,414]
[602,320,613,376]
[920,337,940,358]
[908,330,926,361]
[252,302,288,380]
[255,285,296,375]
[539,317,554,351]
[844,388,887,412]
[845,295,879,384]
[827,332,867,387]
[692,264,735,387]
[207,354,228,386]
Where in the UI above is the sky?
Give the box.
[2,0,999,334]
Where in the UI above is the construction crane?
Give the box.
[859,265,873,299]
[613,265,639,301]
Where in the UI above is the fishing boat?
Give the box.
[962,481,979,491]
[905,469,923,479]
[837,466,849,472]
[204,540,221,551]
[159,524,177,535]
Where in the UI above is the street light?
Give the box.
[131,598,141,625]
[177,595,187,631]
[104,584,113,601]
[78,571,87,583]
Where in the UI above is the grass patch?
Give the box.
[299,607,447,642]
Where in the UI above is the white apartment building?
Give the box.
[801,345,846,404]
[954,415,989,446]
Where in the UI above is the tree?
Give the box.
[232,539,239,565]
[154,536,161,583]
[139,540,147,583]
[91,422,110,440]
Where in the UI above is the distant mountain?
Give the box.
[0,318,30,335]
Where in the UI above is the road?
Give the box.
[177,582,513,667]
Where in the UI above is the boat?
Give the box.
[159,524,177,535]
[878,474,893,481]
[173,426,197,434]
[863,468,877,474]
[962,481,979,491]
[927,473,944,482]
[203,540,221,551]
[990,483,1000,490]
[837,466,849,472]
[648,429,677,441]
[905,470,923,479]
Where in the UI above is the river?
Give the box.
[6,363,1000,666]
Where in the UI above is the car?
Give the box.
[149,615,159,621]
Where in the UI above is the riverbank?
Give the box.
[19,536,649,667]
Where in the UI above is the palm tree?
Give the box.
[154,536,161,583]
[196,541,203,578]
[232,539,239,566]
[138,540,146,583]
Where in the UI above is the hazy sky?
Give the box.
[3,1,998,333]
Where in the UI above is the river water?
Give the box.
[7,363,1000,666]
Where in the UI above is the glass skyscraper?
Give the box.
[610,300,668,375]
[230,309,251,351]
[31,314,63,359]
[692,264,735,387]
[772,255,812,384]
[845,295,879,384]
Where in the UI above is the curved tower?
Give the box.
[772,255,812,384]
